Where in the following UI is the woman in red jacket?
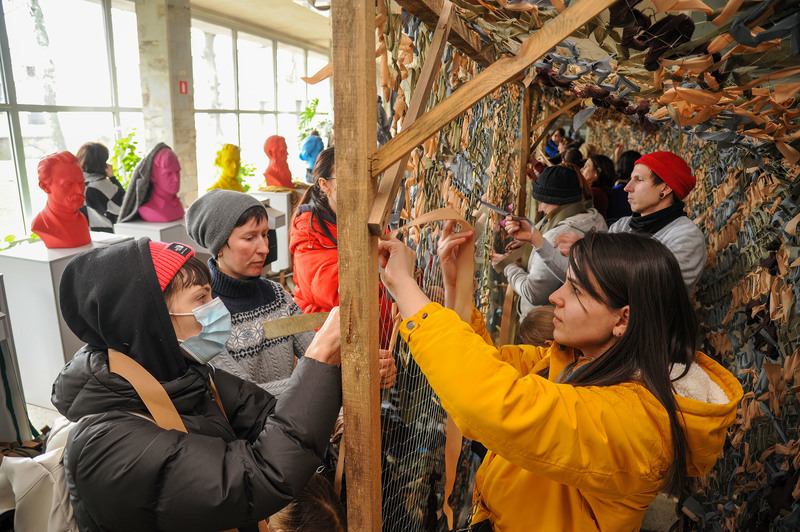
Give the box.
[290,147,395,385]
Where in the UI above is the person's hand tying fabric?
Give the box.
[304,307,342,366]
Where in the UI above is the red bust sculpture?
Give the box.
[263,135,293,188]
[138,147,185,222]
[31,151,91,249]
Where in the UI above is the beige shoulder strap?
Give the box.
[108,349,187,433]
[108,350,269,532]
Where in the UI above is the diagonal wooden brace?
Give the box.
[369,0,616,179]
[368,0,454,236]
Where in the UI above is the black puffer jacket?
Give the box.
[52,238,342,532]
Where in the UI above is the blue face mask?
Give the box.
[171,297,231,364]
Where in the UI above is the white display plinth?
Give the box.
[114,217,211,264]
[250,191,291,271]
[0,238,129,408]
[0,274,33,442]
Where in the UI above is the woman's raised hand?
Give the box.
[436,220,475,290]
[379,349,397,389]
[304,307,341,367]
[505,215,533,243]
[378,239,432,319]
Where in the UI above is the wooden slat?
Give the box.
[515,84,532,217]
[398,0,493,67]
[370,0,615,178]
[262,312,329,339]
[368,1,454,236]
[498,283,517,346]
[331,0,382,530]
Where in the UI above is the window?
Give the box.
[0,114,24,237]
[191,20,236,110]
[239,113,277,184]
[194,112,238,192]
[112,0,142,107]
[308,51,331,114]
[191,16,331,194]
[237,33,274,111]
[276,43,306,113]
[0,0,143,237]
[6,0,112,107]
[20,111,115,213]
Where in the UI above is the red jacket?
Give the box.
[290,210,340,314]
[290,210,393,348]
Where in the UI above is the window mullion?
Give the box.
[0,1,32,222]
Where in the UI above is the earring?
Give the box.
[658,192,665,198]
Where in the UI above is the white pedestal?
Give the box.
[250,192,291,271]
[0,239,129,408]
[0,274,33,442]
[113,217,211,264]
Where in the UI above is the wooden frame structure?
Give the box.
[331,0,616,528]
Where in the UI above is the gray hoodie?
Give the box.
[505,207,607,319]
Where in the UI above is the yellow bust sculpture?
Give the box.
[208,143,243,192]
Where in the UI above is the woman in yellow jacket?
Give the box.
[377,228,743,531]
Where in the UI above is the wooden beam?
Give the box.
[370,0,615,178]
[529,98,581,161]
[368,1,454,236]
[398,0,493,67]
[332,0,382,530]
[515,84,532,217]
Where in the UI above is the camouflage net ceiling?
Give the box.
[415,0,800,165]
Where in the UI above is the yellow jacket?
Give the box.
[399,303,743,532]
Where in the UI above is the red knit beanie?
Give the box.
[635,151,695,200]
[148,241,195,291]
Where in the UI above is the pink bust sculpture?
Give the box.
[31,151,91,249]
[138,147,185,222]
[263,135,293,188]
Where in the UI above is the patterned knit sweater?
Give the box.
[208,259,313,397]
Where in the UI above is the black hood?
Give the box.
[59,237,188,382]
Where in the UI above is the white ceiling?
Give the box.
[190,0,331,52]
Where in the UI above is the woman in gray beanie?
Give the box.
[491,165,606,319]
[186,189,312,396]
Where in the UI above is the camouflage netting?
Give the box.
[590,115,800,530]
[342,0,800,529]
[377,4,524,530]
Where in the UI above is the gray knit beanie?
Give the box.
[530,165,583,205]
[186,189,266,258]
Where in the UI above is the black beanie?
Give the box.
[530,166,583,205]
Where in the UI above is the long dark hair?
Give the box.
[295,147,337,245]
[588,154,615,198]
[565,231,696,496]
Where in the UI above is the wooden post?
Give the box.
[332,0,382,530]
[370,0,615,178]
[515,84,532,217]
[368,1,454,235]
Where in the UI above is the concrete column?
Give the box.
[135,0,198,206]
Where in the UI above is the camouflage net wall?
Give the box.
[589,116,800,531]
[377,5,525,530]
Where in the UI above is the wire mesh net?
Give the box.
[376,6,524,529]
